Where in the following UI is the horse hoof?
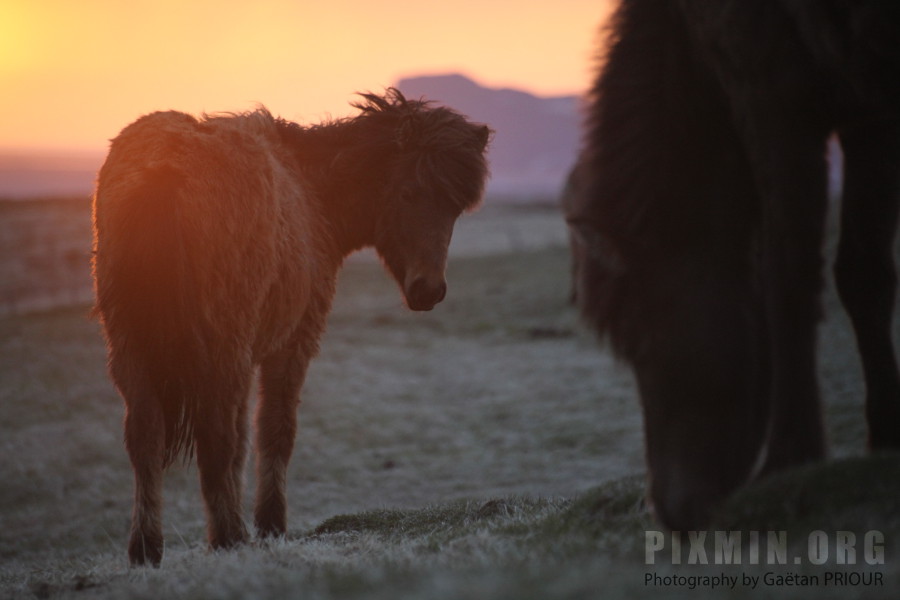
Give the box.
[128,534,163,567]
[255,522,287,540]
[209,525,249,551]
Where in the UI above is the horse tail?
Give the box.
[94,143,208,467]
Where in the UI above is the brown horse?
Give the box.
[571,0,900,530]
[92,89,490,566]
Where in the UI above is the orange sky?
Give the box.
[0,0,613,153]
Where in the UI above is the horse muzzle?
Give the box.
[404,275,447,311]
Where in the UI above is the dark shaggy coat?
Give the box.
[571,0,900,530]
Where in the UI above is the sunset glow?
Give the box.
[0,0,613,152]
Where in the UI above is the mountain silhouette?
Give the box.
[396,74,582,199]
[0,75,582,201]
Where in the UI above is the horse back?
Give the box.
[93,110,327,375]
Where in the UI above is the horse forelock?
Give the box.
[409,145,488,213]
[342,90,490,211]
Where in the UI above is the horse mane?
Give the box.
[350,87,422,113]
[276,88,489,213]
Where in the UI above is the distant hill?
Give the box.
[0,75,584,201]
[397,74,582,200]
[0,151,103,200]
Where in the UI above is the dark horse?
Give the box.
[92,89,490,566]
[569,0,900,530]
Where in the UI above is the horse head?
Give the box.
[364,90,490,311]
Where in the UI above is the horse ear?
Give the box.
[475,125,491,152]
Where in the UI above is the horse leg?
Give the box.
[231,380,249,516]
[254,342,309,538]
[745,121,830,473]
[194,368,251,550]
[835,119,900,450]
[124,392,166,566]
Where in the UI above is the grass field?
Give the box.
[1,203,899,599]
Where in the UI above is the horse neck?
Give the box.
[281,119,393,257]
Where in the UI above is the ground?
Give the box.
[1,202,898,599]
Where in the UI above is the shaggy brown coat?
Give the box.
[93,90,490,566]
